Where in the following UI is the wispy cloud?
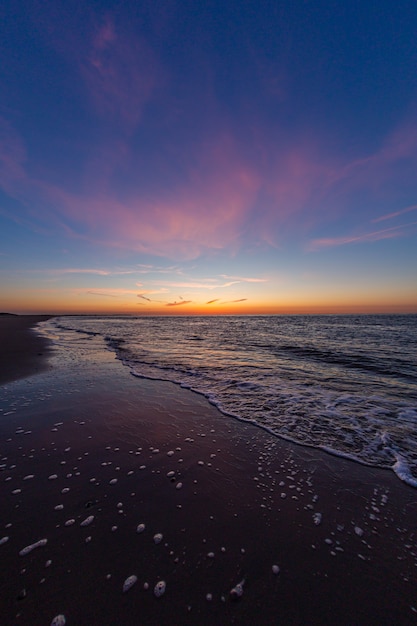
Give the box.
[206,299,219,304]
[166,300,192,307]
[220,274,268,283]
[86,290,118,298]
[44,268,135,276]
[308,222,417,251]
[153,280,240,290]
[80,288,139,297]
[81,16,158,131]
[135,265,183,275]
[372,204,417,223]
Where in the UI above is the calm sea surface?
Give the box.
[43,315,417,486]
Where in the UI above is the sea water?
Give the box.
[42,315,417,486]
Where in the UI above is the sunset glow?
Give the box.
[1,1,416,315]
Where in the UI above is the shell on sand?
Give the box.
[50,615,66,626]
[272,564,280,574]
[313,512,322,525]
[153,533,163,544]
[123,575,138,593]
[0,536,9,546]
[136,523,145,533]
[154,580,166,597]
[19,539,48,556]
[80,515,95,527]
[230,579,245,600]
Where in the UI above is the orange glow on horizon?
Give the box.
[4,299,417,317]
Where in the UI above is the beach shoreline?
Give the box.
[0,315,53,386]
[0,319,416,625]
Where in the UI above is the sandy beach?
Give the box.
[0,315,52,385]
[0,317,416,626]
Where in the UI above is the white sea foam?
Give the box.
[392,455,417,488]
[47,315,417,487]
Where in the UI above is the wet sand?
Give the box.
[0,320,416,625]
[0,315,52,385]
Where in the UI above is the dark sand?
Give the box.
[0,316,52,385]
[0,318,416,625]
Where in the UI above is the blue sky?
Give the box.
[1,0,416,314]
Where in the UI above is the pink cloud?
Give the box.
[80,16,158,130]
[2,104,417,261]
[29,133,262,259]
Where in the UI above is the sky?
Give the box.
[1,0,416,315]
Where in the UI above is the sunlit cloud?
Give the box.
[166,300,192,307]
[220,274,268,283]
[206,299,220,304]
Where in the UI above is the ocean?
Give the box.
[41,314,417,487]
